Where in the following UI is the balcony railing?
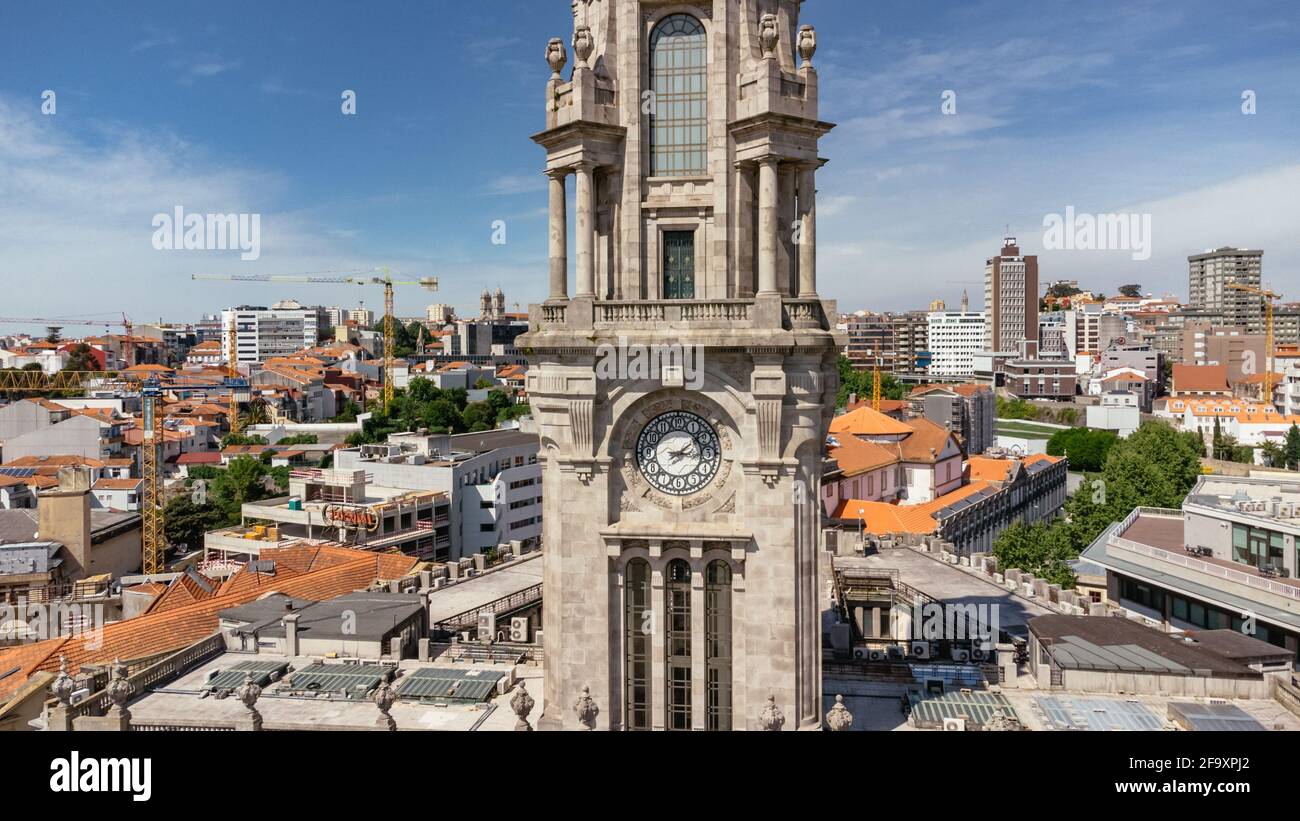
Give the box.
[535,297,828,331]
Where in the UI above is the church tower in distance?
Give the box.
[520,0,841,731]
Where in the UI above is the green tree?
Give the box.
[1047,427,1117,472]
[64,343,102,372]
[1118,284,1143,298]
[275,434,319,447]
[1286,424,1300,471]
[1260,441,1286,468]
[221,433,269,448]
[992,521,1077,587]
[162,495,227,550]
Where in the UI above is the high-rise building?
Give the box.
[927,310,987,377]
[984,236,1039,353]
[1188,247,1264,333]
[221,300,325,365]
[520,1,839,731]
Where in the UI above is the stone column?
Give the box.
[797,165,817,297]
[757,157,780,296]
[735,162,756,297]
[547,170,569,301]
[575,162,596,298]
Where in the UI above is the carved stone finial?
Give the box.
[105,658,135,712]
[759,14,779,58]
[759,694,785,731]
[798,25,817,67]
[573,685,599,730]
[510,681,535,731]
[546,38,568,78]
[50,654,74,706]
[236,671,262,717]
[573,25,594,68]
[825,694,853,731]
[372,680,397,731]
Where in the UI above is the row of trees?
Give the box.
[1045,426,1118,473]
[993,422,1205,586]
[1261,424,1300,470]
[344,377,530,445]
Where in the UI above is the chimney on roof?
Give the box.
[38,467,94,579]
[283,611,300,657]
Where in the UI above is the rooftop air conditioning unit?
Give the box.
[951,649,971,663]
[886,645,905,660]
[971,647,991,662]
[943,717,966,731]
[852,647,870,660]
[868,649,886,662]
[911,642,932,660]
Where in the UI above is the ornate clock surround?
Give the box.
[614,391,738,516]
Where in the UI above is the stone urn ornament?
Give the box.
[573,25,595,68]
[759,14,779,58]
[546,37,568,78]
[825,694,853,731]
[105,658,135,712]
[510,681,535,731]
[797,25,817,67]
[573,685,599,730]
[236,671,262,717]
[50,655,74,706]
[372,680,397,731]
[759,694,785,731]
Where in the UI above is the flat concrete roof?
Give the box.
[1121,514,1185,551]
[836,548,1052,635]
[127,651,540,731]
[427,553,542,625]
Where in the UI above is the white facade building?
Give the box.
[927,310,987,378]
[222,301,324,365]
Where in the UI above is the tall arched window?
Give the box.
[665,558,693,730]
[705,560,733,731]
[649,14,707,176]
[624,559,652,730]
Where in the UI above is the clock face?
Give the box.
[635,411,722,496]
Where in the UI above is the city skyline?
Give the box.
[2,0,1298,329]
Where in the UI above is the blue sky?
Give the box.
[1,0,1297,331]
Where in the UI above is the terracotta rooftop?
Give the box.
[0,544,419,703]
[830,406,913,437]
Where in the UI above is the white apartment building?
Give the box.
[222,301,325,365]
[927,310,987,377]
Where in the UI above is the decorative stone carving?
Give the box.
[546,38,567,78]
[797,25,817,67]
[573,685,599,730]
[105,658,135,712]
[50,655,74,706]
[511,682,536,731]
[236,671,262,717]
[825,694,852,731]
[759,694,785,731]
[573,25,594,68]
[984,709,1018,731]
[373,680,397,731]
[759,14,779,58]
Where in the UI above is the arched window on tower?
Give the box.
[649,14,707,177]
[665,558,693,730]
[705,560,733,731]
[624,558,652,730]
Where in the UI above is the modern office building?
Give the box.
[222,301,327,365]
[926,310,987,378]
[1081,475,1300,661]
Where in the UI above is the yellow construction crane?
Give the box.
[192,269,439,413]
[0,369,244,574]
[872,357,883,413]
[1226,283,1283,401]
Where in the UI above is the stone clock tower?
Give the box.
[520,0,841,731]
